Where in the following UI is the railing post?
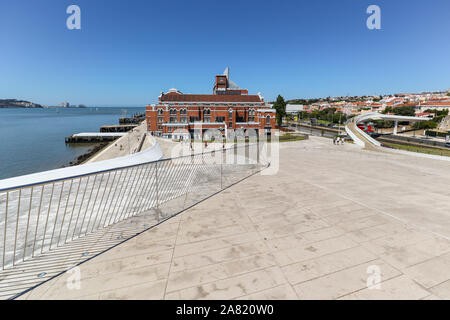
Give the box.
[257,138,260,165]
[155,161,160,221]
[13,189,22,266]
[23,187,34,262]
[2,192,9,269]
[220,155,223,189]
[32,185,45,257]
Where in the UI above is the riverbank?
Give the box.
[63,143,109,167]
[0,107,146,180]
[0,99,42,108]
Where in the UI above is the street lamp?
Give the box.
[338,113,342,136]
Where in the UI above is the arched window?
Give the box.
[169,109,177,123]
[180,109,187,123]
[203,108,211,122]
[248,109,255,122]
[266,115,271,125]
[157,109,164,131]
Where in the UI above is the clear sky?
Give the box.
[1,0,449,106]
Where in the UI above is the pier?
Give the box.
[65,132,126,143]
[119,113,145,124]
[100,124,138,132]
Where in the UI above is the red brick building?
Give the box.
[145,68,276,139]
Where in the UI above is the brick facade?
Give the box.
[145,69,276,139]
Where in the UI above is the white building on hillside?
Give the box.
[285,104,305,114]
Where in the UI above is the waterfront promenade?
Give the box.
[16,136,450,300]
[86,122,150,163]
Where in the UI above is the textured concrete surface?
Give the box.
[87,122,149,163]
[18,136,450,300]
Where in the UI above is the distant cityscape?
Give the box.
[0,99,86,109]
[273,88,450,116]
[3,88,449,113]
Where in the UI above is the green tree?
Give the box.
[332,112,347,124]
[383,106,393,114]
[273,95,286,127]
[424,109,449,117]
[393,106,415,117]
[412,120,437,130]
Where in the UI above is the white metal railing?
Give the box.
[0,143,267,270]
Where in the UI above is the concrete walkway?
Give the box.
[18,137,450,299]
[346,121,385,152]
[86,122,149,163]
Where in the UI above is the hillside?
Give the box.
[0,99,42,108]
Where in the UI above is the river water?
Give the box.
[0,107,144,180]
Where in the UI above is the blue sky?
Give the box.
[1,0,449,106]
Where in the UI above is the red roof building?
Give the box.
[146,68,276,139]
[415,112,434,118]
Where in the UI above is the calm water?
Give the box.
[0,107,144,180]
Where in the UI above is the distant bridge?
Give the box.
[345,112,430,149]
